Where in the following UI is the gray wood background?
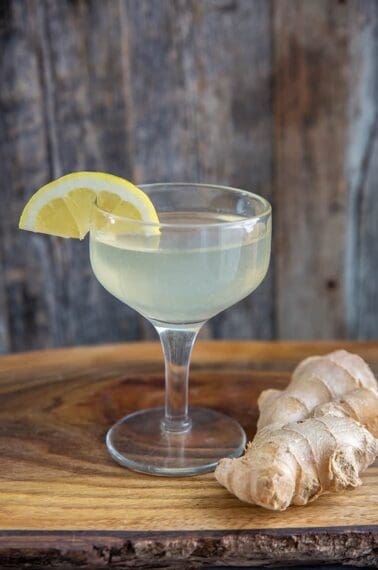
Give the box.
[0,0,377,353]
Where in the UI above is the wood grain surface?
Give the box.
[0,341,377,568]
[1,0,378,353]
[274,0,349,339]
[346,0,378,339]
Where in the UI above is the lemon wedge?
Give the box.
[19,172,159,239]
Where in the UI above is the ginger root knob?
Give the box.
[215,351,378,511]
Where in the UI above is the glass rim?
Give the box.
[92,182,272,230]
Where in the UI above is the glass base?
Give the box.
[106,406,246,477]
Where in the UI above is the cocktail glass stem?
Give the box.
[153,322,203,433]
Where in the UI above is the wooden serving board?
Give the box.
[0,341,377,568]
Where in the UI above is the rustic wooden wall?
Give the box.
[0,0,377,353]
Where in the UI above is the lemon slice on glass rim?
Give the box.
[19,171,160,239]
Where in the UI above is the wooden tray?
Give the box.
[0,341,377,568]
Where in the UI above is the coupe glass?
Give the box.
[90,183,271,476]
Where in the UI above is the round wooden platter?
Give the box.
[0,341,377,568]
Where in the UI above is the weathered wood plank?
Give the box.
[37,0,145,346]
[120,0,203,340]
[0,246,9,354]
[346,0,378,339]
[355,129,378,338]
[274,0,350,339]
[1,0,274,350]
[123,0,274,340]
[0,0,54,352]
[193,0,273,340]
[0,0,147,352]
[122,0,200,184]
[1,0,378,352]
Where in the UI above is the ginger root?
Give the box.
[313,387,378,438]
[257,350,377,430]
[215,351,378,511]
